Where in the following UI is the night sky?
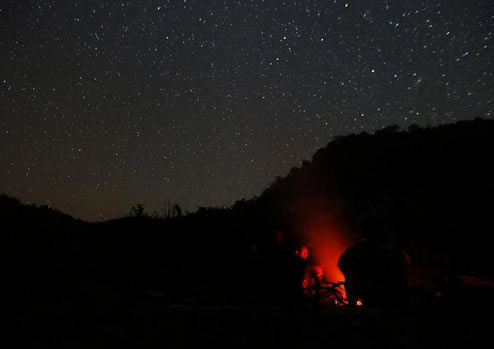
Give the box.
[1,1,492,221]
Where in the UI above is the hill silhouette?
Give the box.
[4,118,494,312]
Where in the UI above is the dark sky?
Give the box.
[1,0,492,221]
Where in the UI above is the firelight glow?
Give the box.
[307,230,349,286]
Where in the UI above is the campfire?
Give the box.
[296,244,362,306]
[290,210,494,307]
[286,196,360,306]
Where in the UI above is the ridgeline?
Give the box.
[5,118,494,307]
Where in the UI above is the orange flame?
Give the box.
[306,229,349,286]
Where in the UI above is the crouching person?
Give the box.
[338,238,407,307]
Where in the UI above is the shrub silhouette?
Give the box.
[130,203,146,217]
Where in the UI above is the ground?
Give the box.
[16,285,491,348]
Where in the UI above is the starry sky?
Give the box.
[1,0,493,221]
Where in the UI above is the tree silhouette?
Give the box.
[130,203,145,217]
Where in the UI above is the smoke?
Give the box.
[289,194,355,283]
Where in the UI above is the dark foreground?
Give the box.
[15,284,492,348]
[7,119,494,347]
